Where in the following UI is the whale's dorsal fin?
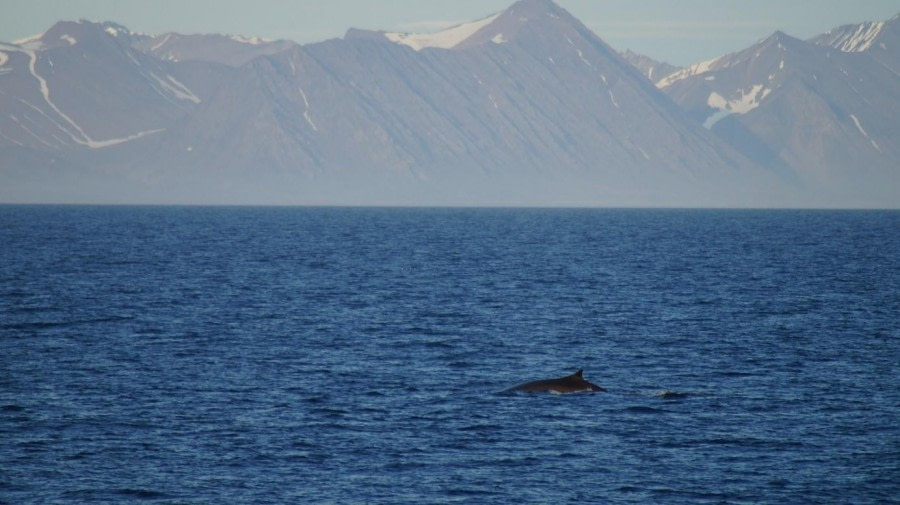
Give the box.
[573,368,584,378]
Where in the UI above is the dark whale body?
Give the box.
[503,369,606,394]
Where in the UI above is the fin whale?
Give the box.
[503,368,606,394]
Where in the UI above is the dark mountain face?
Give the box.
[1,1,895,207]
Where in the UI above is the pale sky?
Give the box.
[2,0,898,66]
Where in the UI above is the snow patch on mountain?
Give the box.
[83,128,166,148]
[149,72,201,103]
[0,42,166,148]
[608,89,620,109]
[298,87,318,131]
[0,128,24,146]
[385,13,500,51]
[11,113,54,147]
[703,84,771,129]
[150,33,172,52]
[124,49,141,67]
[566,36,593,68]
[657,56,722,88]
[229,34,270,45]
[822,21,885,52]
[850,114,881,152]
[637,145,651,160]
[60,35,77,46]
[13,33,44,47]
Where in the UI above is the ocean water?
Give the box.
[1,206,898,504]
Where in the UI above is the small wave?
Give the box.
[63,450,98,461]
[310,407,349,417]
[653,390,694,400]
[2,315,133,331]
[63,488,170,500]
[623,406,669,414]
[291,439,318,449]
[302,394,329,404]
[459,423,504,432]
[667,436,805,449]
[114,488,170,499]
[446,487,501,498]
[715,370,760,377]
[1,289,33,298]
[423,339,456,348]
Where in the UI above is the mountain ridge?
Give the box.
[0,0,897,207]
[657,22,900,206]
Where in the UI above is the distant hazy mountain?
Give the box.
[131,32,296,67]
[619,49,679,82]
[0,0,896,207]
[0,21,191,148]
[657,19,900,207]
[0,19,237,202]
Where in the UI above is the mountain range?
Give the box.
[0,0,897,207]
[657,15,900,206]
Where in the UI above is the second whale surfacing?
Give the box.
[503,369,606,394]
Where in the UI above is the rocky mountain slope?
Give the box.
[1,0,896,206]
[131,31,296,67]
[656,17,900,206]
[809,14,900,75]
[619,49,679,82]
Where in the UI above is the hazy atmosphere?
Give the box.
[3,2,899,503]
[3,0,899,65]
[1,0,898,206]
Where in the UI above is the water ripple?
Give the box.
[1,206,898,503]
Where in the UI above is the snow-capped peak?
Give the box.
[384,12,501,51]
[656,55,723,88]
[228,34,271,45]
[656,31,800,89]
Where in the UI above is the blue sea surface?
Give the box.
[1,206,899,503]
